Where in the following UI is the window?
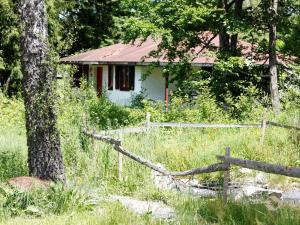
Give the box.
[115,65,135,91]
[108,65,113,90]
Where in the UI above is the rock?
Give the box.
[239,168,252,174]
[152,164,178,190]
[255,172,267,184]
[110,195,175,219]
[187,188,217,197]
[282,189,300,204]
[291,182,300,189]
[232,185,282,201]
[7,176,50,191]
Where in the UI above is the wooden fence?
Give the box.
[83,124,300,202]
[99,112,299,146]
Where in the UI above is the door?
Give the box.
[96,67,103,96]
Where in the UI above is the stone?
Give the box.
[239,168,252,174]
[110,195,175,219]
[282,189,300,204]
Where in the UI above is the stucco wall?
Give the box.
[88,65,142,105]
[107,66,142,105]
[141,67,165,101]
[88,65,176,105]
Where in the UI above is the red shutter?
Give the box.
[97,67,103,96]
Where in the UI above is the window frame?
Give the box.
[115,65,135,91]
[108,65,114,90]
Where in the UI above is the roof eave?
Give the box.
[59,60,215,67]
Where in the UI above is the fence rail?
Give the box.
[267,121,300,131]
[84,127,300,202]
[149,122,261,128]
[217,155,300,178]
[98,127,148,135]
[93,112,299,137]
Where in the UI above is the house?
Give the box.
[60,33,280,106]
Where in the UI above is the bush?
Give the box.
[89,96,131,129]
[0,92,24,129]
[130,89,147,109]
[0,151,28,182]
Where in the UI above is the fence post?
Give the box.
[92,126,96,152]
[118,130,123,181]
[223,147,231,203]
[146,112,151,132]
[260,110,268,145]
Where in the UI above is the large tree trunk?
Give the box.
[269,0,281,115]
[20,0,65,182]
[230,0,243,54]
[219,0,230,52]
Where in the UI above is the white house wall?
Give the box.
[141,67,165,101]
[88,65,175,105]
[88,65,142,106]
[107,66,142,105]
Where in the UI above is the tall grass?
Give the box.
[0,83,300,224]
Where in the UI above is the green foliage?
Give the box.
[0,0,126,95]
[0,92,24,128]
[0,0,21,95]
[1,84,300,224]
[57,0,125,55]
[130,89,147,109]
[0,184,97,217]
[176,197,300,225]
[89,95,131,130]
[0,151,27,182]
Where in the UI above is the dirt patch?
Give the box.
[7,176,50,191]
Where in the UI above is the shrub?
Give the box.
[89,96,131,129]
[130,88,147,109]
[0,151,28,182]
[0,92,25,129]
[0,184,98,217]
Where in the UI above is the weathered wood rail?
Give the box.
[84,128,300,202]
[94,112,299,138]
[98,127,148,135]
[149,122,261,128]
[217,155,300,178]
[83,129,228,176]
[267,121,300,131]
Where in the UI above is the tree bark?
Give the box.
[20,0,65,182]
[219,0,230,52]
[269,0,281,115]
[230,0,243,54]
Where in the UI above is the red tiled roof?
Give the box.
[60,33,292,66]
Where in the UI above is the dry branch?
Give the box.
[217,156,300,178]
[168,163,228,176]
[113,144,169,175]
[83,129,121,145]
[113,145,228,176]
[84,129,228,177]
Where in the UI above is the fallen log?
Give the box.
[83,129,228,177]
[114,145,228,176]
[217,156,300,178]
